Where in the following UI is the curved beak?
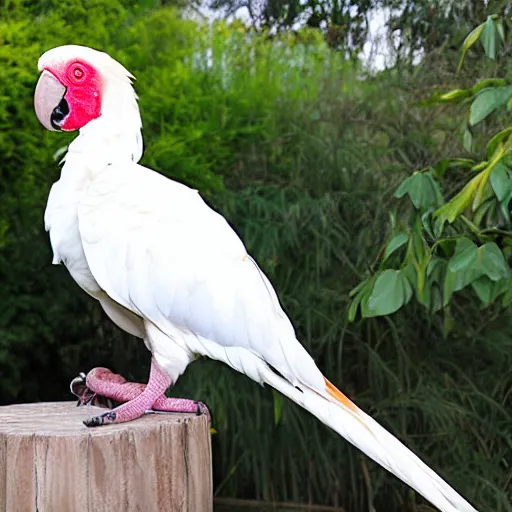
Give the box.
[34,70,67,131]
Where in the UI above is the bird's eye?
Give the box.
[73,67,84,79]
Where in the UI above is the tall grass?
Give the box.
[0,3,510,511]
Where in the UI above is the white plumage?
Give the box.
[39,45,478,512]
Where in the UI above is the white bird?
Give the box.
[34,44,478,512]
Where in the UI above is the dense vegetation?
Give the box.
[0,1,510,511]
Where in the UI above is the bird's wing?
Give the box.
[77,162,325,391]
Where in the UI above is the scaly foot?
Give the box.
[70,359,209,427]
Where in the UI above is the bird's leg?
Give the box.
[80,359,208,427]
[83,366,209,416]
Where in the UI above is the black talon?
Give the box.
[70,372,88,398]
[84,410,117,427]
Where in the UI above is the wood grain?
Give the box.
[0,402,212,512]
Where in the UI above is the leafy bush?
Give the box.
[350,13,512,321]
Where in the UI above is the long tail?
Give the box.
[259,366,478,512]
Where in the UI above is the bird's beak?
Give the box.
[34,70,67,131]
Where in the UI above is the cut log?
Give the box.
[0,402,212,512]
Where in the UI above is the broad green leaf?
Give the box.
[449,239,478,273]
[383,232,408,262]
[481,16,498,60]
[394,172,442,210]
[367,270,404,317]
[472,276,493,305]
[444,265,484,303]
[478,243,510,281]
[490,162,512,201]
[469,87,512,126]
[458,22,485,71]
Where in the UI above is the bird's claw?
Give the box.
[83,410,117,427]
[70,371,117,409]
[70,372,87,399]
[195,401,209,418]
[70,372,96,406]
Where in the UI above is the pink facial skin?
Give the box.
[43,59,103,131]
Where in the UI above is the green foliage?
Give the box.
[350,12,512,323]
[0,2,510,512]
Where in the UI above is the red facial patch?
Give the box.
[44,59,103,131]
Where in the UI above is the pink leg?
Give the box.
[80,359,208,427]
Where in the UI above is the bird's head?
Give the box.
[34,45,138,132]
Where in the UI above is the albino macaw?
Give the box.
[33,45,477,512]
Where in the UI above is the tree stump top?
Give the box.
[0,401,200,437]
[0,402,212,512]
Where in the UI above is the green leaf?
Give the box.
[349,278,368,298]
[471,276,493,305]
[462,128,473,152]
[490,162,512,201]
[443,268,457,305]
[439,89,471,102]
[421,89,471,106]
[367,270,406,317]
[501,277,512,305]
[435,174,481,223]
[469,87,512,126]
[478,243,510,281]
[383,233,408,262]
[471,79,507,95]
[458,22,485,71]
[348,284,366,322]
[474,198,495,226]
[496,20,505,42]
[449,239,478,273]
[481,16,498,60]
[487,128,512,158]
[445,241,509,301]
[402,272,413,304]
[437,144,508,223]
[394,172,442,210]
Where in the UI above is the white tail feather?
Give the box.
[259,365,478,512]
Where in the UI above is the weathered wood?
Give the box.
[0,402,212,512]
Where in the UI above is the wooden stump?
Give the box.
[0,402,212,512]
